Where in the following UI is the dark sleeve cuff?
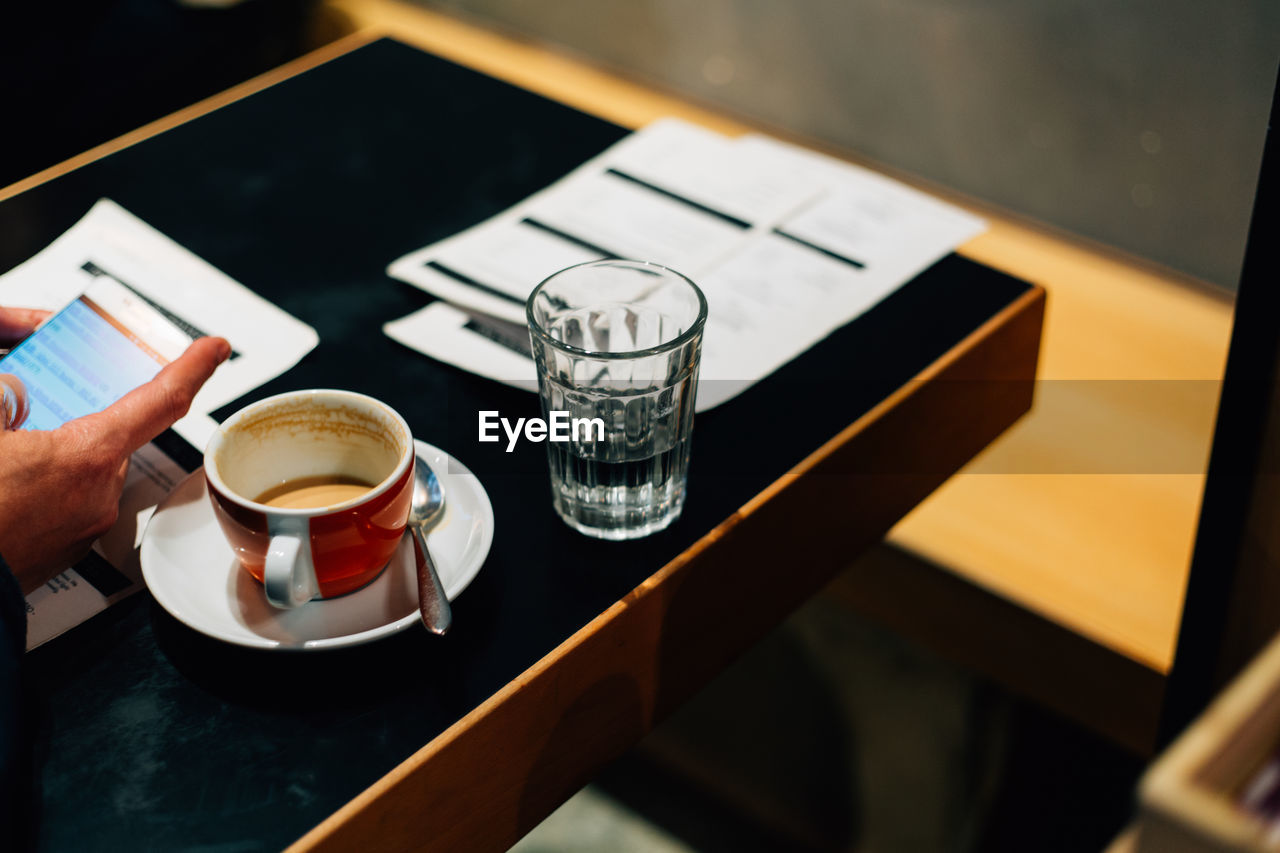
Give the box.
[0,553,33,848]
[0,554,26,655]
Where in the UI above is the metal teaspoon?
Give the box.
[409,455,452,635]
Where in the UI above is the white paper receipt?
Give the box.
[1,199,319,649]
[385,118,986,411]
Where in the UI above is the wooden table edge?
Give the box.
[288,286,1046,852]
[0,31,383,205]
[0,29,1049,851]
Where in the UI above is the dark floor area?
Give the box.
[976,700,1144,852]
[518,590,1144,853]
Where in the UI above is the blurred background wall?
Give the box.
[4,1,1273,289]
[418,0,1279,291]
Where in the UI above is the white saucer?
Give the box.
[140,440,493,650]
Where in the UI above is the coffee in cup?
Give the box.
[255,476,376,509]
[204,389,414,609]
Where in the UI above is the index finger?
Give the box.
[0,306,52,347]
[77,336,231,453]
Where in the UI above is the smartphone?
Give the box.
[0,275,197,430]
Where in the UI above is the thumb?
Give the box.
[77,336,231,453]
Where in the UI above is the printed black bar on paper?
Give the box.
[424,261,527,305]
[72,549,134,598]
[771,228,867,269]
[463,315,534,358]
[519,218,619,260]
[604,168,752,229]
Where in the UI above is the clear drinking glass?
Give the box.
[527,260,708,540]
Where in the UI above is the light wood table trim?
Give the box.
[1105,825,1141,853]
[323,0,1234,681]
[0,2,1202,843]
[0,3,1232,680]
[288,282,1044,853]
[0,31,380,205]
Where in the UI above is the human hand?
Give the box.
[0,306,50,348]
[0,306,50,430]
[0,335,230,592]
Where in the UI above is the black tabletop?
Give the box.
[0,38,1031,851]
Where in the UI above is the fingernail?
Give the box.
[216,338,231,363]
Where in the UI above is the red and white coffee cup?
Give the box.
[204,389,415,609]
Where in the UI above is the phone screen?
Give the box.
[0,277,195,430]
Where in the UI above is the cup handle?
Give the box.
[263,516,320,609]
